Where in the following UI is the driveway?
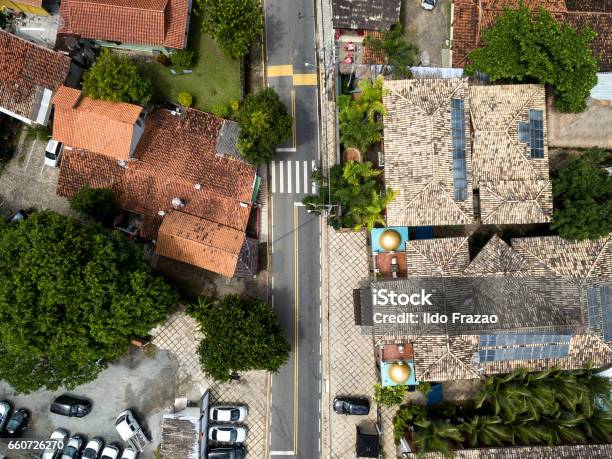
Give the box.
[0,128,71,219]
[403,0,451,67]
[0,348,178,458]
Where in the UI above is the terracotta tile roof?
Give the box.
[382,78,475,227]
[361,31,385,65]
[56,107,257,277]
[452,0,612,71]
[156,211,246,278]
[0,30,70,124]
[59,0,189,49]
[470,84,552,224]
[51,87,143,161]
[406,443,612,458]
[332,0,401,30]
[17,0,44,7]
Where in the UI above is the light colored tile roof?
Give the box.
[59,0,189,49]
[383,78,475,226]
[0,30,70,123]
[51,87,143,161]
[405,237,470,276]
[470,84,552,224]
[156,211,246,278]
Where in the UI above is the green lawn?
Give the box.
[137,15,241,113]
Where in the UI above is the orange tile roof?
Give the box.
[0,30,70,123]
[59,0,189,49]
[56,108,257,276]
[156,211,246,277]
[51,86,143,160]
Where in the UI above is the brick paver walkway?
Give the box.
[327,229,396,458]
[151,312,268,457]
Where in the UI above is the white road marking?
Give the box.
[275,147,297,152]
[295,160,300,194]
[269,452,295,456]
[311,160,316,193]
[271,160,276,194]
[303,160,308,193]
[24,139,37,172]
[279,160,284,194]
[287,160,292,193]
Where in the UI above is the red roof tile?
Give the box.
[51,87,143,160]
[0,30,70,124]
[59,0,189,49]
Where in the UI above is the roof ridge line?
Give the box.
[69,0,169,13]
[385,82,428,115]
[581,235,612,283]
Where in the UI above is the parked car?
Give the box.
[100,444,121,459]
[81,438,104,459]
[119,447,138,459]
[115,410,149,452]
[208,426,246,444]
[41,428,68,459]
[44,139,62,167]
[421,0,437,10]
[209,405,248,423]
[0,400,11,433]
[207,447,246,459]
[5,408,29,437]
[50,394,92,418]
[333,396,370,415]
[61,434,84,459]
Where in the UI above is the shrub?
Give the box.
[177,92,193,108]
[416,381,432,395]
[68,186,119,226]
[212,102,230,119]
[374,383,407,407]
[155,53,170,66]
[171,49,194,69]
[229,98,240,112]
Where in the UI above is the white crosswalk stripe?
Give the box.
[270,159,318,195]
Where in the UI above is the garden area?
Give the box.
[392,367,612,456]
[136,14,241,113]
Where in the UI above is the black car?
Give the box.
[5,408,29,437]
[208,447,246,459]
[333,397,370,415]
[50,394,92,417]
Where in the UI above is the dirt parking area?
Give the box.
[0,128,72,219]
[0,348,178,458]
[403,0,451,67]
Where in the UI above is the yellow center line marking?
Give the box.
[291,89,296,150]
[292,73,318,86]
[267,65,294,77]
[293,205,299,452]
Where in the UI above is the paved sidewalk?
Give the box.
[151,312,268,457]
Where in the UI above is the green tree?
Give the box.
[374,383,407,407]
[467,3,598,112]
[392,403,427,444]
[338,77,387,151]
[177,92,193,108]
[83,50,153,105]
[364,23,419,79]
[69,185,119,226]
[303,161,397,231]
[236,88,292,164]
[171,49,194,69]
[0,211,176,393]
[197,0,263,59]
[551,148,612,240]
[413,418,463,458]
[189,295,290,382]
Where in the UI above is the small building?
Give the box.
[52,87,259,278]
[58,0,192,52]
[0,30,70,125]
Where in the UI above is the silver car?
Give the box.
[0,401,10,433]
[41,428,68,459]
[209,405,248,423]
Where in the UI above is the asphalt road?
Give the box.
[264,0,323,456]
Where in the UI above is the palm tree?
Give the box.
[413,419,463,458]
[460,415,512,447]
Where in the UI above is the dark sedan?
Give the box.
[5,408,29,437]
[50,394,92,418]
[333,397,370,415]
[208,446,246,459]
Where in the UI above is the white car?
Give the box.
[44,139,62,167]
[421,0,437,10]
[61,434,84,459]
[115,410,149,452]
[208,426,247,444]
[41,428,68,459]
[120,447,138,459]
[0,401,10,433]
[100,445,121,459]
[209,405,248,423]
[81,438,104,459]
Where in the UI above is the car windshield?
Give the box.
[82,448,96,458]
[45,151,57,160]
[230,430,237,442]
[424,0,435,4]
[63,446,77,456]
[230,409,240,421]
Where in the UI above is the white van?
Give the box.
[44,139,62,167]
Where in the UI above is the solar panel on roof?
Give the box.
[451,98,468,201]
[477,333,572,362]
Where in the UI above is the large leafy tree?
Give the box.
[0,211,176,393]
[338,77,387,151]
[303,161,397,231]
[83,50,153,105]
[69,186,119,227]
[551,148,611,240]
[197,0,263,60]
[364,23,419,79]
[189,295,290,382]
[235,88,292,165]
[467,3,598,112]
